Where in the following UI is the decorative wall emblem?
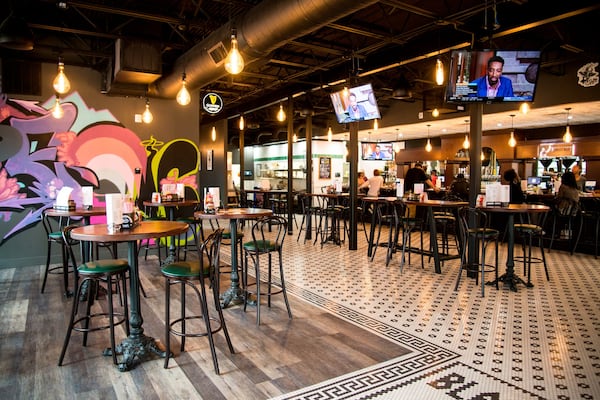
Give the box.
[202,92,223,114]
[577,62,599,87]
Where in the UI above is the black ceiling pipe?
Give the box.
[149,0,378,99]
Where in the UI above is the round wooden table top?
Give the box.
[404,199,469,207]
[142,199,199,208]
[478,203,550,213]
[45,206,107,218]
[194,207,272,220]
[70,220,189,242]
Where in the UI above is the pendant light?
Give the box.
[563,107,573,143]
[435,58,444,86]
[520,102,529,114]
[373,118,379,130]
[238,114,245,131]
[462,119,470,149]
[176,72,191,106]
[51,95,64,119]
[327,126,333,142]
[425,124,432,152]
[53,58,71,94]
[432,108,440,118]
[224,29,244,75]
[277,103,286,122]
[211,126,217,141]
[142,98,153,124]
[508,114,517,147]
[393,129,402,152]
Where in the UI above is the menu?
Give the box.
[319,157,331,179]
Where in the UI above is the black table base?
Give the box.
[487,273,533,292]
[104,333,167,372]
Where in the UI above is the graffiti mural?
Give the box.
[0,92,200,246]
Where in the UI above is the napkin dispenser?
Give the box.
[53,186,75,210]
[122,210,141,229]
[121,195,140,229]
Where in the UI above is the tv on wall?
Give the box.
[330,83,381,123]
[361,142,394,161]
[445,49,541,103]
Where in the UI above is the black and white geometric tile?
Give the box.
[221,226,600,400]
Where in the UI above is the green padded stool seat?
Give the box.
[243,239,279,253]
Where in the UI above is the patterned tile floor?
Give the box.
[225,222,600,399]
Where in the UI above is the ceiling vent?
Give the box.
[208,42,228,65]
[113,39,162,84]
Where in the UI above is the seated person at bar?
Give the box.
[449,173,469,200]
[430,169,438,187]
[557,171,580,209]
[358,171,368,194]
[404,162,438,192]
[503,168,525,204]
[359,169,384,197]
[572,164,587,192]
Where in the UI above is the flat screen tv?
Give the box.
[361,142,394,161]
[445,49,541,103]
[330,83,381,123]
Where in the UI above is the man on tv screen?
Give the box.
[471,55,514,98]
[369,145,383,160]
[346,92,368,121]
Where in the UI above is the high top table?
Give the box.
[401,199,468,274]
[478,203,549,291]
[195,208,272,308]
[71,220,189,371]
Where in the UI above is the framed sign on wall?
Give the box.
[319,157,331,179]
[207,150,213,170]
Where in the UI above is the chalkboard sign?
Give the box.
[319,157,331,179]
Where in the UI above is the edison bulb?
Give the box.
[53,62,71,94]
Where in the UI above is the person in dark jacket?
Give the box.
[503,168,525,204]
[449,173,469,201]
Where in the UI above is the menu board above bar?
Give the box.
[538,143,574,158]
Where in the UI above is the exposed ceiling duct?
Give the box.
[149,0,378,99]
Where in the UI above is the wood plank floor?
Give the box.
[0,251,409,399]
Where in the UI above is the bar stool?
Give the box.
[455,207,499,297]
[176,215,200,261]
[575,198,600,258]
[296,193,315,242]
[548,198,582,254]
[41,211,74,296]
[243,216,293,325]
[514,209,550,286]
[162,229,234,374]
[58,225,130,366]
[397,201,425,273]
[369,199,398,266]
[139,206,166,262]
